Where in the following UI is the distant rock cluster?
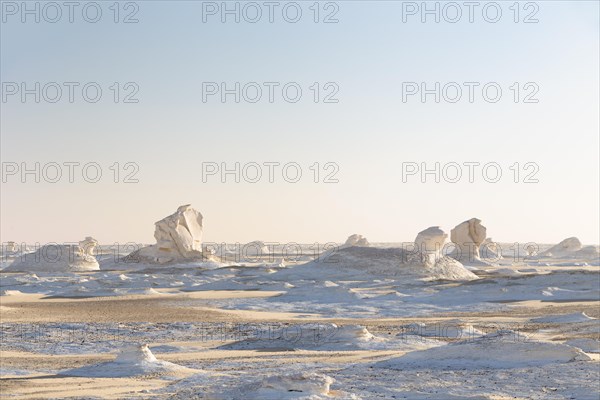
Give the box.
[4,237,99,272]
[411,226,479,280]
[2,207,597,273]
[539,237,599,259]
[343,234,370,248]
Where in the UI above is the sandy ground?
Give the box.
[1,289,598,399]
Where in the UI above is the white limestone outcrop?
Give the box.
[5,237,99,272]
[124,205,205,264]
[343,234,370,247]
[60,344,197,378]
[450,218,488,263]
[411,226,479,280]
[540,237,582,257]
[414,226,447,266]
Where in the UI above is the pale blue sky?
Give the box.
[1,1,599,245]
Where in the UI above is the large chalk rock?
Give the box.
[414,226,447,265]
[450,218,487,263]
[410,226,478,280]
[124,205,205,264]
[540,237,582,257]
[5,237,99,272]
[343,234,370,247]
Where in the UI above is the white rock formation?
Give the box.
[343,234,370,247]
[1,241,25,260]
[480,238,503,260]
[78,237,98,256]
[450,218,487,263]
[59,344,197,378]
[573,245,600,260]
[4,237,99,272]
[414,226,447,265]
[4,241,19,253]
[272,225,478,282]
[124,205,205,264]
[540,237,582,257]
[375,330,591,369]
[411,226,479,280]
[244,241,271,258]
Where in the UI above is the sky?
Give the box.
[1,0,599,246]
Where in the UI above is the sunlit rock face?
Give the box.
[414,226,447,265]
[154,204,203,258]
[124,205,205,264]
[5,237,100,272]
[409,226,478,280]
[450,218,487,263]
[343,234,370,247]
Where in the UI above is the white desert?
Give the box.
[1,208,598,399]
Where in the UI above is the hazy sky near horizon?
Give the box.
[1,1,599,245]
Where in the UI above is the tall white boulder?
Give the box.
[414,226,447,265]
[124,205,205,264]
[411,226,478,280]
[4,237,100,272]
[154,204,203,257]
[450,218,487,263]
